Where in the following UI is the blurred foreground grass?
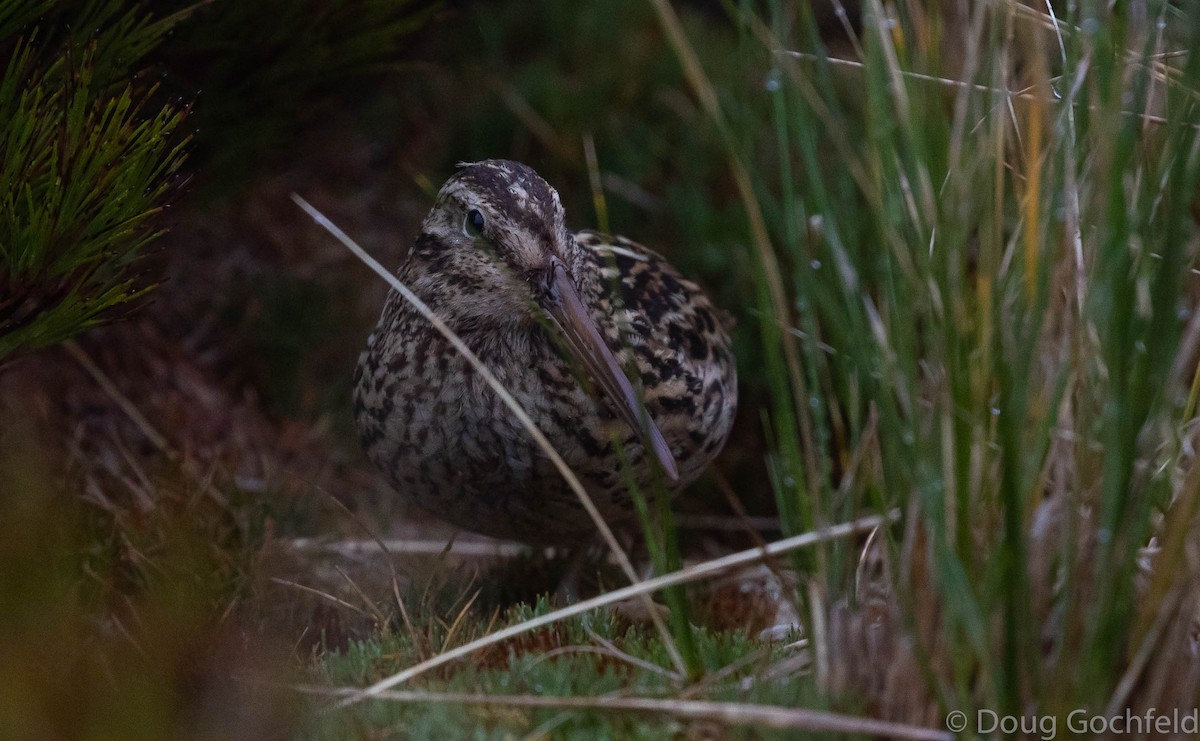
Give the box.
[0,415,296,740]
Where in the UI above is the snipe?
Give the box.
[354,160,736,544]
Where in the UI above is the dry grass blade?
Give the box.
[532,645,678,680]
[321,512,895,708]
[290,194,687,675]
[781,49,1192,129]
[490,80,576,161]
[582,132,609,234]
[682,639,805,698]
[1104,582,1187,717]
[440,589,481,654]
[579,621,681,679]
[270,577,371,618]
[286,538,533,559]
[333,566,389,628]
[647,0,821,505]
[63,338,233,508]
[292,685,952,740]
[783,49,1039,97]
[292,473,414,621]
[63,339,170,453]
[1007,0,1192,92]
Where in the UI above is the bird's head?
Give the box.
[418,159,577,290]
[411,159,679,481]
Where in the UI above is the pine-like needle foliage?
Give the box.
[0,2,189,363]
[0,0,434,364]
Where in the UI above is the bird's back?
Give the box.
[573,230,736,487]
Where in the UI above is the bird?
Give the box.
[353,159,736,545]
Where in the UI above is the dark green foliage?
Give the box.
[0,2,189,362]
[157,0,435,188]
[419,0,754,287]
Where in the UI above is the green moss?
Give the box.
[306,604,813,740]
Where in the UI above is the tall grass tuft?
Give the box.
[660,0,1200,726]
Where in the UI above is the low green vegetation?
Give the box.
[307,600,810,739]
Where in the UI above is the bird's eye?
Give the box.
[464,209,485,237]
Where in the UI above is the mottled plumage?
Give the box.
[354,160,736,544]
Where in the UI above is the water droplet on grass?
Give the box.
[764,67,782,92]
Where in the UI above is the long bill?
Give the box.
[543,258,680,483]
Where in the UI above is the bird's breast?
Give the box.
[356,316,619,475]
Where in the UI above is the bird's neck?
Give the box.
[401,257,539,335]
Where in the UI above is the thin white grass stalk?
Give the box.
[782,49,1189,128]
[294,684,952,740]
[581,621,681,679]
[290,195,686,676]
[286,537,534,558]
[868,1,937,221]
[532,645,677,680]
[785,49,1028,97]
[1042,0,1089,318]
[330,511,896,707]
[738,11,873,192]
[806,578,829,691]
[945,5,988,183]
[829,0,866,61]
[1007,0,1191,93]
[270,577,371,618]
[868,1,910,116]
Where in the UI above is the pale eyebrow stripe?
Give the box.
[594,244,648,262]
